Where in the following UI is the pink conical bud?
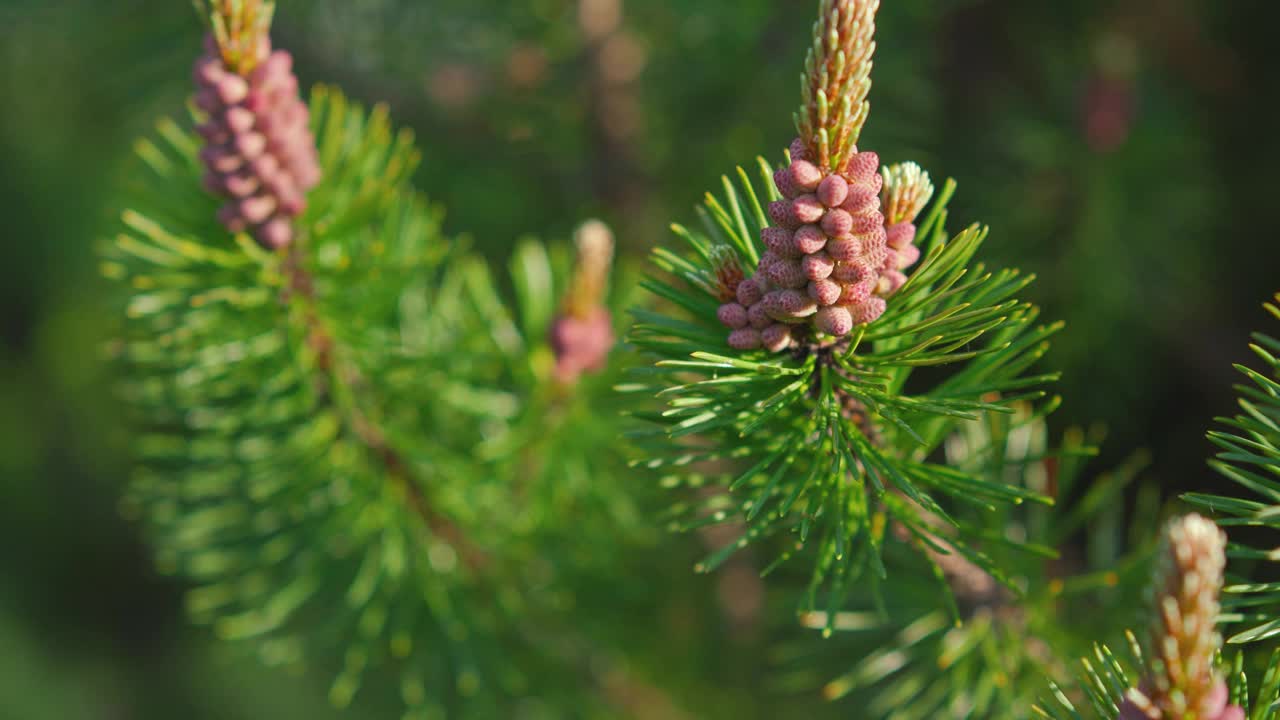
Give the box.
[848,296,887,325]
[791,194,825,224]
[825,237,863,262]
[717,303,749,330]
[239,194,277,224]
[200,145,244,174]
[215,73,250,105]
[793,224,827,255]
[293,156,321,190]
[252,50,293,86]
[261,168,295,197]
[761,324,793,353]
[839,277,877,306]
[275,186,306,217]
[253,106,281,137]
[817,174,849,208]
[736,277,764,307]
[275,73,300,101]
[767,200,799,229]
[776,289,817,318]
[802,252,835,281]
[857,225,888,252]
[773,167,800,199]
[862,243,889,271]
[193,56,224,86]
[841,184,879,214]
[789,160,824,192]
[222,171,260,198]
[244,88,271,115]
[821,208,854,238]
[249,153,279,179]
[763,227,799,258]
[766,258,807,289]
[788,137,809,162]
[896,243,921,269]
[257,218,293,249]
[747,302,772,329]
[224,106,256,134]
[757,250,782,274]
[233,131,268,159]
[728,328,762,350]
[845,151,880,184]
[815,306,854,337]
[886,221,916,250]
[551,307,615,382]
[879,269,907,295]
[757,289,788,317]
[832,261,870,283]
[849,211,884,235]
[808,279,843,306]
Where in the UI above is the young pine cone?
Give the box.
[550,308,614,384]
[550,220,616,383]
[194,36,320,250]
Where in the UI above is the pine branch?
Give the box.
[1182,292,1280,646]
[106,84,642,716]
[280,242,487,570]
[767,405,1153,719]
[626,1,1062,616]
[627,156,1059,611]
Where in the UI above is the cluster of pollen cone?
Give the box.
[717,139,929,352]
[193,36,320,250]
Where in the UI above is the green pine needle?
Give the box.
[1181,292,1280,647]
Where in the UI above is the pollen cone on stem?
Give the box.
[1117,514,1243,720]
[193,0,320,250]
[550,220,617,384]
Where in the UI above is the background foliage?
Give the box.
[2,0,1279,717]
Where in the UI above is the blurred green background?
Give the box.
[2,0,1278,717]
